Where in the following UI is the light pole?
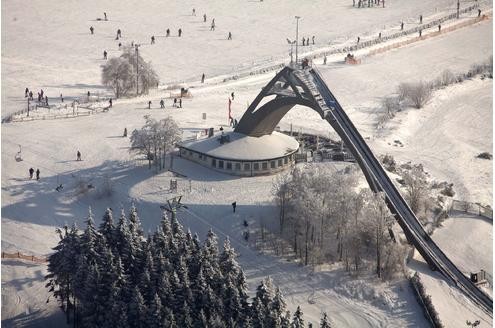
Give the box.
[295,16,301,65]
[135,44,140,95]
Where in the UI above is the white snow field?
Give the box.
[2,0,493,327]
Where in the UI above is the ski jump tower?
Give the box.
[233,65,493,316]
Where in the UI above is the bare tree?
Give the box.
[129,116,182,169]
[101,57,134,98]
[364,191,394,278]
[397,81,433,109]
[402,165,429,214]
[121,48,159,95]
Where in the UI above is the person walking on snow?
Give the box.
[77,151,81,161]
[109,98,113,107]
[29,91,33,100]
[60,93,64,102]
[173,98,177,107]
[29,167,34,179]
[203,14,207,22]
[232,201,237,213]
[210,19,215,31]
[419,15,422,24]
[160,99,165,108]
[103,50,107,59]
[228,32,232,40]
[151,35,155,44]
[104,12,107,21]
[25,88,29,97]
[178,28,182,37]
[117,29,122,39]
[45,96,48,106]
[148,100,152,109]
[192,8,196,16]
[179,98,182,108]
[166,28,170,37]
[478,9,482,17]
[438,24,441,32]
[90,26,94,34]
[302,38,305,46]
[312,35,315,45]
[323,55,327,65]
[231,92,235,100]
[400,21,404,30]
[36,169,40,180]
[201,73,205,83]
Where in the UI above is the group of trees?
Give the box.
[46,206,333,327]
[102,47,159,98]
[273,166,407,279]
[129,115,182,169]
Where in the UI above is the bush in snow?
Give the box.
[380,154,397,172]
[381,96,402,117]
[476,152,492,160]
[397,81,433,109]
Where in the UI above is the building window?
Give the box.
[278,159,283,166]
[219,161,224,169]
[262,162,268,170]
[212,159,216,167]
[244,163,251,171]
[284,157,288,164]
[254,163,259,170]
[235,163,241,170]
[270,161,276,169]
[226,162,232,170]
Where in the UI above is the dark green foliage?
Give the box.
[46,206,304,327]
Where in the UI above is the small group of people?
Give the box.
[28,167,40,180]
[173,98,182,108]
[24,87,33,100]
[301,36,315,46]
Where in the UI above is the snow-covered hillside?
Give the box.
[2,0,492,327]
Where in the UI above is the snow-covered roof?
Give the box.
[180,131,299,161]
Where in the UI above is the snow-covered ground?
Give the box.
[2,0,493,327]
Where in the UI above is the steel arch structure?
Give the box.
[235,65,493,316]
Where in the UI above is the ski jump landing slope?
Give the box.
[235,65,493,316]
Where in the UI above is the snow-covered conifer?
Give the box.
[292,306,305,328]
[320,312,331,328]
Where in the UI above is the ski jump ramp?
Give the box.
[235,65,493,316]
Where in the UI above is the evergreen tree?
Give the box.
[128,286,146,328]
[163,307,178,328]
[45,224,80,321]
[181,301,194,328]
[291,306,305,328]
[320,312,331,328]
[99,208,116,248]
[281,311,291,328]
[145,293,164,328]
